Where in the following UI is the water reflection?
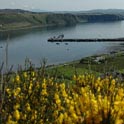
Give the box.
[0,25,75,42]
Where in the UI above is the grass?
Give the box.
[0,13,78,31]
[71,52,124,73]
[46,64,99,80]
[46,51,124,81]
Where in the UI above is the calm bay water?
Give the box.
[0,21,124,69]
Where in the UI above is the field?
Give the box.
[1,51,124,124]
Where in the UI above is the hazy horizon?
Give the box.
[0,0,124,11]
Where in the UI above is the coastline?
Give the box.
[46,49,124,68]
[2,49,124,77]
[46,49,124,81]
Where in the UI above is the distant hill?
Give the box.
[0,9,31,13]
[0,9,124,31]
[29,9,124,15]
[1,8,124,15]
[74,9,124,16]
[0,9,78,31]
[82,9,124,14]
[30,9,50,13]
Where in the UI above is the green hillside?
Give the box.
[0,9,124,31]
[0,12,77,31]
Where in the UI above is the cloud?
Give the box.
[11,2,16,6]
[1,0,124,11]
[23,5,29,9]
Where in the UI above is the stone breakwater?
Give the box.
[48,38,124,42]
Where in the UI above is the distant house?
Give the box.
[94,56,106,64]
[0,24,3,28]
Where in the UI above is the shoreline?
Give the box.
[46,49,124,68]
[2,49,124,76]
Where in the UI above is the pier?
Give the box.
[48,38,124,42]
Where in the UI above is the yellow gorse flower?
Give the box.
[13,110,20,121]
[15,75,20,82]
[2,71,124,124]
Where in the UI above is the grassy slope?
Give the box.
[0,13,78,31]
[77,52,124,73]
[0,10,123,31]
[0,13,47,30]
[46,52,124,80]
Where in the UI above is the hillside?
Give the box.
[0,9,124,31]
[77,14,124,22]
[0,11,78,31]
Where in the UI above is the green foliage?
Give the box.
[46,64,99,81]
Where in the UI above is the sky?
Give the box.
[0,0,124,11]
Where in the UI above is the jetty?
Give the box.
[48,38,124,42]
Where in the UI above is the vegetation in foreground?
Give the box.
[1,53,124,124]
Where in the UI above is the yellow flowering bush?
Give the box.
[1,70,124,124]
